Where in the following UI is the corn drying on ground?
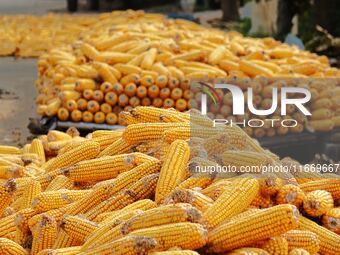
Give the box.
[0,106,339,254]
[32,10,340,136]
[0,14,99,58]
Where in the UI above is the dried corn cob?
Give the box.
[150,251,199,255]
[288,248,310,255]
[42,141,100,172]
[31,215,57,255]
[36,246,81,255]
[60,215,98,242]
[303,190,334,217]
[130,222,207,250]
[45,175,74,191]
[81,235,157,255]
[0,146,22,155]
[203,178,259,228]
[52,229,80,249]
[300,179,340,200]
[0,237,28,255]
[122,204,201,234]
[207,204,299,253]
[30,139,46,163]
[282,230,320,254]
[32,189,91,213]
[98,138,133,157]
[276,184,306,207]
[261,236,289,255]
[298,216,340,255]
[155,140,190,203]
[0,180,16,216]
[226,247,270,255]
[20,179,41,210]
[322,208,340,234]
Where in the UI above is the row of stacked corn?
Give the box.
[0,106,339,254]
[0,14,101,57]
[34,10,340,135]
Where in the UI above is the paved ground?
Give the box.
[0,0,66,145]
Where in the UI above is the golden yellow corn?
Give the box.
[282,230,320,254]
[0,146,22,155]
[122,204,201,234]
[52,229,80,249]
[31,214,57,255]
[300,179,340,200]
[130,222,207,250]
[288,248,310,255]
[298,216,340,255]
[0,237,28,255]
[207,204,299,253]
[81,235,157,255]
[36,246,81,255]
[155,140,190,203]
[60,215,98,242]
[0,180,16,216]
[261,236,289,255]
[322,208,340,234]
[276,184,306,207]
[45,175,74,191]
[20,179,41,210]
[42,141,100,172]
[98,138,133,157]
[203,178,259,228]
[226,247,270,255]
[303,190,334,217]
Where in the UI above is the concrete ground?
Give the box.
[0,0,66,145]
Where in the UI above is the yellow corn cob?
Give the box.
[15,208,38,235]
[85,173,159,220]
[81,235,157,255]
[82,209,143,250]
[322,208,340,234]
[300,179,340,199]
[122,204,201,234]
[62,154,139,182]
[259,176,283,196]
[98,138,133,157]
[20,179,41,210]
[150,251,199,255]
[92,156,161,193]
[36,246,81,255]
[250,193,272,208]
[130,222,207,250]
[288,248,310,255]
[176,176,213,190]
[203,132,249,156]
[114,63,142,75]
[155,140,190,203]
[31,215,57,255]
[0,238,28,255]
[208,45,227,65]
[311,108,333,120]
[42,141,100,172]
[0,146,22,155]
[203,178,259,228]
[57,137,86,155]
[162,127,190,144]
[0,180,16,216]
[32,190,91,213]
[0,165,27,179]
[94,199,156,223]
[47,131,72,142]
[282,230,320,254]
[45,175,74,191]
[123,123,189,144]
[91,130,123,150]
[141,48,158,69]
[35,169,65,189]
[261,236,289,255]
[276,184,306,207]
[29,139,46,163]
[28,208,66,231]
[207,204,299,253]
[165,189,213,212]
[220,151,273,171]
[201,179,232,200]
[94,34,131,51]
[60,215,98,242]
[298,216,340,255]
[0,214,16,237]
[303,190,334,217]
[226,247,270,255]
[239,60,274,77]
[52,229,80,249]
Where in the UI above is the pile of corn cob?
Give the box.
[35,10,340,135]
[0,14,99,57]
[0,106,339,255]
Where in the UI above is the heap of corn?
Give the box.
[34,10,340,135]
[0,106,339,255]
[0,14,99,57]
